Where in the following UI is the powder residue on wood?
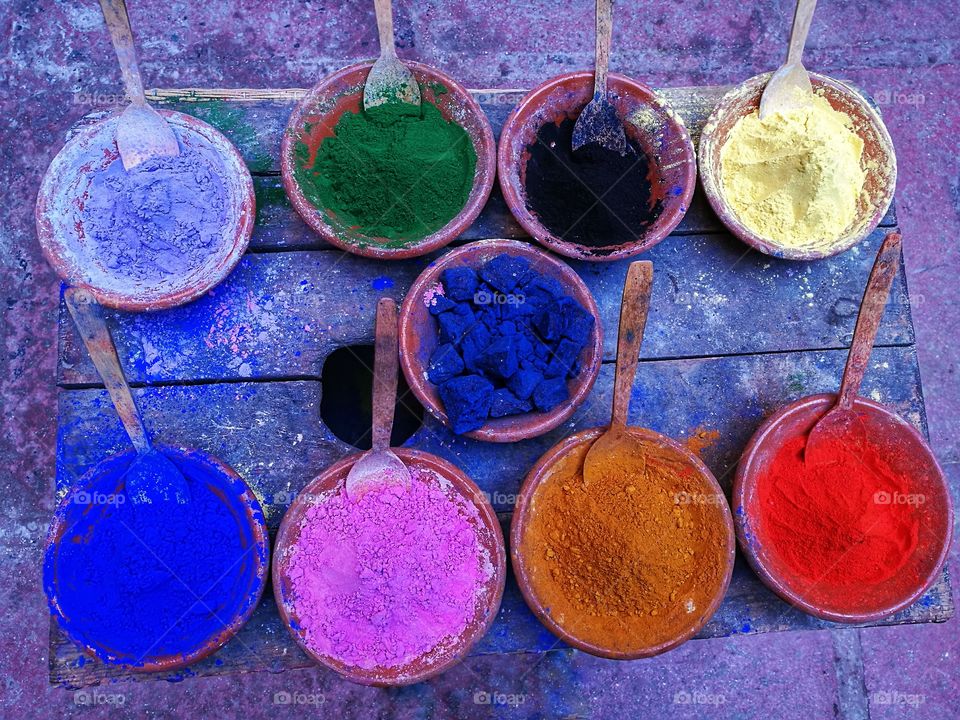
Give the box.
[520,435,730,652]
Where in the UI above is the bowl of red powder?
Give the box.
[281,60,496,260]
[273,449,506,685]
[35,110,255,312]
[398,239,603,442]
[497,72,695,262]
[734,394,953,622]
[512,426,736,658]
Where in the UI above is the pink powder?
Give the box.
[286,465,492,671]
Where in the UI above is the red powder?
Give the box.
[758,434,920,589]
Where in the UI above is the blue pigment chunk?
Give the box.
[461,323,492,373]
[535,307,564,341]
[437,304,475,344]
[490,388,532,418]
[558,297,595,345]
[533,377,569,411]
[428,294,457,316]
[478,336,519,380]
[479,254,531,293]
[440,267,480,302]
[546,338,582,378]
[427,343,464,384]
[507,367,543,400]
[439,375,494,434]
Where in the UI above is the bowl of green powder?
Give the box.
[281,61,495,259]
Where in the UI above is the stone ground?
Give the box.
[0,1,956,717]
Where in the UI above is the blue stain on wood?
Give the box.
[372,276,394,290]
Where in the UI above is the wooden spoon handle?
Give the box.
[611,261,654,428]
[785,0,818,66]
[373,0,398,59]
[98,0,147,106]
[593,0,613,98]
[371,298,400,452]
[837,232,902,410]
[64,287,151,453]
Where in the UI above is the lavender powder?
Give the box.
[81,146,230,282]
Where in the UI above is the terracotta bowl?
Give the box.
[281,60,496,260]
[273,448,506,686]
[35,110,255,312]
[42,445,270,671]
[511,426,736,659]
[699,72,897,260]
[734,394,953,622]
[497,71,696,262]
[398,239,603,442]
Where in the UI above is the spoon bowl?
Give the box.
[363,0,421,111]
[758,0,818,120]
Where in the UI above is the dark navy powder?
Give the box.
[43,449,266,666]
[523,116,662,251]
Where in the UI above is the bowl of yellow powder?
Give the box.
[699,72,896,260]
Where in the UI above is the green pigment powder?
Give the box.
[294,98,477,243]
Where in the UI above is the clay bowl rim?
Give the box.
[272,447,507,687]
[34,109,256,312]
[497,70,697,263]
[280,59,497,261]
[733,393,954,623]
[698,71,897,261]
[397,238,604,443]
[510,425,737,660]
[42,444,271,672]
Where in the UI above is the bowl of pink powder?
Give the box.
[36,110,255,311]
[273,449,506,685]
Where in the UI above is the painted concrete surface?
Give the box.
[0,1,956,717]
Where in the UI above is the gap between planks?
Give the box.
[54,341,917,391]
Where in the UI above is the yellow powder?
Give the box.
[719,94,866,251]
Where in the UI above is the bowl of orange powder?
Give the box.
[511,426,735,658]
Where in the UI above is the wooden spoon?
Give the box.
[759,0,818,120]
[362,0,421,112]
[345,298,413,500]
[582,261,654,483]
[805,232,902,465]
[64,288,189,504]
[98,0,179,170]
[571,0,630,156]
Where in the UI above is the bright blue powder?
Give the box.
[44,448,265,666]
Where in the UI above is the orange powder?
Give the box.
[519,434,732,653]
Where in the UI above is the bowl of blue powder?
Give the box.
[43,446,270,671]
[399,240,603,442]
[36,110,255,311]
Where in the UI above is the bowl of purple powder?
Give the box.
[36,110,255,311]
[273,449,506,686]
[398,239,603,442]
[497,72,696,262]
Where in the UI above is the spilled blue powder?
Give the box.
[372,276,394,290]
[44,449,265,666]
[81,143,229,283]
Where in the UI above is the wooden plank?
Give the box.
[67,86,896,254]
[57,226,914,386]
[51,345,952,686]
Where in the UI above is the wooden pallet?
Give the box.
[50,85,952,687]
